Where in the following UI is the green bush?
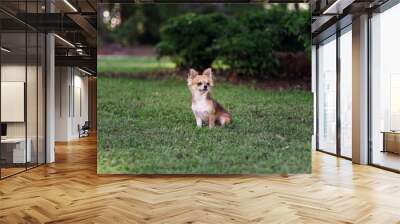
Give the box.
[217,9,310,77]
[156,13,229,70]
[101,4,265,46]
[270,7,311,55]
[216,11,281,77]
[156,7,311,78]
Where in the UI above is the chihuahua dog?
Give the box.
[187,68,231,128]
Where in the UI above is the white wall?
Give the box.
[1,65,36,138]
[1,65,26,138]
[55,67,89,141]
[55,66,70,141]
[72,72,89,138]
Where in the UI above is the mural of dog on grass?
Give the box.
[187,68,231,128]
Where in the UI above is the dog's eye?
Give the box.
[197,83,202,86]
[206,82,210,86]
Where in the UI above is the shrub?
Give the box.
[271,7,311,56]
[156,7,311,78]
[218,9,310,78]
[101,4,266,46]
[216,11,281,77]
[156,13,228,70]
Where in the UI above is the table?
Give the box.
[1,138,31,163]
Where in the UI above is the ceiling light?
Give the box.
[63,0,78,12]
[76,48,85,55]
[1,47,11,53]
[54,34,75,48]
[78,68,93,76]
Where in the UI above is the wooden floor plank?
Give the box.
[0,135,400,223]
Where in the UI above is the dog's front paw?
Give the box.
[195,117,202,128]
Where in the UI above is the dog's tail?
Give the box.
[219,113,231,126]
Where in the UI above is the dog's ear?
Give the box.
[203,68,212,79]
[203,68,213,85]
[187,69,198,85]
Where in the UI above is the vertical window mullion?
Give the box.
[367,11,373,165]
[0,18,2,179]
[316,44,320,150]
[25,0,28,171]
[37,0,39,167]
[336,29,341,157]
[44,0,47,164]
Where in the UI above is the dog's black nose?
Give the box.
[203,86,208,90]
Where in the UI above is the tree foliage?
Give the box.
[157,7,311,78]
[156,13,229,70]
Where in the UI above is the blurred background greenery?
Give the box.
[98,4,310,81]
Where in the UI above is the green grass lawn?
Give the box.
[97,56,175,74]
[97,75,313,174]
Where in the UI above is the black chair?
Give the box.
[79,121,90,138]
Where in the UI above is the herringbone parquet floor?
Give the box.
[1,135,400,224]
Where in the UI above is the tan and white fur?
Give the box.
[187,68,231,128]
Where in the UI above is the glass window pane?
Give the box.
[0,0,46,179]
[1,30,27,177]
[27,31,38,169]
[371,4,400,171]
[318,35,337,154]
[340,27,352,158]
